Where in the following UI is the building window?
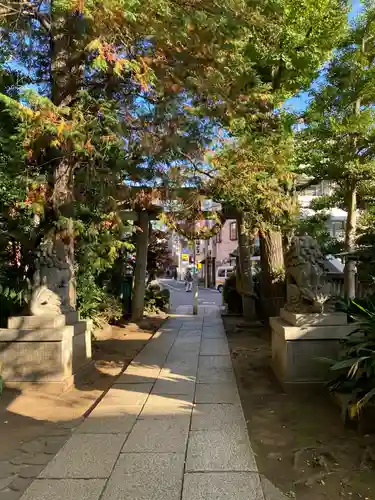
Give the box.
[229,221,238,241]
[216,230,222,243]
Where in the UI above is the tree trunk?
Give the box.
[52,158,76,308]
[236,213,256,320]
[132,211,149,322]
[344,182,357,300]
[259,229,285,317]
[47,5,85,309]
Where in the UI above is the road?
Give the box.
[160,279,222,311]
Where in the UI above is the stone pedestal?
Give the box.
[0,313,92,393]
[271,308,357,389]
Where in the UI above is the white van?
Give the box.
[216,266,235,293]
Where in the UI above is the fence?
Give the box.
[327,273,375,299]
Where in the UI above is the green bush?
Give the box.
[76,272,123,328]
[144,284,170,313]
[320,299,375,419]
[0,268,30,327]
[223,273,243,314]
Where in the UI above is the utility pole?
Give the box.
[193,239,198,315]
[204,239,209,288]
[177,235,181,281]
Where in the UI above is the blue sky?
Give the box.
[286,0,364,113]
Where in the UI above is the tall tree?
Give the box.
[0,0,262,318]
[209,122,297,317]
[296,2,375,298]
[207,0,349,316]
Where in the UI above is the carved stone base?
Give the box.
[0,314,92,393]
[270,311,357,389]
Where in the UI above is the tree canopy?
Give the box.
[295,1,375,297]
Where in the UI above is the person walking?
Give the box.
[184,268,193,292]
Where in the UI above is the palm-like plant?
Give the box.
[321,299,375,418]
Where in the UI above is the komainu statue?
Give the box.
[30,286,62,317]
[30,241,74,316]
[284,235,331,314]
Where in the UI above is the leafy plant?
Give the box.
[144,283,170,313]
[76,272,123,328]
[223,273,243,315]
[0,270,31,327]
[321,299,375,418]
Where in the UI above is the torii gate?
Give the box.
[120,187,255,321]
[119,186,220,320]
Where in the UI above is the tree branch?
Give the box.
[178,151,215,179]
[0,1,51,31]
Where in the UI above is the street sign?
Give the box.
[181,253,189,262]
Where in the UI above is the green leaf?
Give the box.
[92,55,108,72]
[356,387,375,413]
[330,357,367,371]
[86,38,102,52]
[315,356,337,365]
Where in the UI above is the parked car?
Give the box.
[216,266,235,293]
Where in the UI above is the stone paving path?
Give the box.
[17,306,270,500]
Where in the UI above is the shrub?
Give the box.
[223,273,243,314]
[321,299,375,419]
[144,284,170,313]
[76,272,123,328]
[0,267,30,327]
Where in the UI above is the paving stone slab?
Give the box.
[179,324,202,330]
[168,350,200,361]
[19,479,105,500]
[41,434,126,478]
[198,355,232,369]
[186,428,257,472]
[200,338,230,355]
[122,418,189,453]
[197,367,236,384]
[160,362,198,378]
[114,366,161,384]
[139,394,193,418]
[158,369,197,383]
[147,335,177,349]
[76,405,140,434]
[202,330,226,339]
[152,378,195,397]
[131,352,169,366]
[191,404,246,430]
[174,336,202,345]
[195,383,241,404]
[101,453,184,500]
[114,373,158,384]
[176,330,202,337]
[98,383,152,406]
[182,472,264,500]
[166,352,200,364]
